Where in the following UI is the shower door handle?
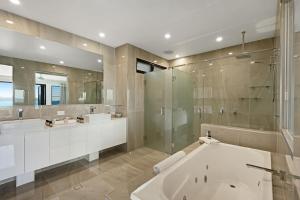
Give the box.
[160,106,165,116]
[197,108,201,119]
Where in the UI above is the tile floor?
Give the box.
[0,147,168,200]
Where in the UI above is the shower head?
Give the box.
[236,31,251,59]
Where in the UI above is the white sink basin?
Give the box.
[0,119,44,134]
[85,113,111,123]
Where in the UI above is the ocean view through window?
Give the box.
[0,65,13,107]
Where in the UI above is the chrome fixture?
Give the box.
[18,108,23,120]
[236,31,251,59]
[219,107,224,115]
[89,106,96,114]
[206,130,211,138]
[246,163,300,181]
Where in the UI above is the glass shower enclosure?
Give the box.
[144,68,195,154]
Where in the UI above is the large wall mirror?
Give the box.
[0,28,103,107]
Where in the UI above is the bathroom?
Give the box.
[0,0,299,199]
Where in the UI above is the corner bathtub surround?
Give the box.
[0,113,127,187]
[201,123,278,152]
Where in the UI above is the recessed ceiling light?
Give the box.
[99,32,106,38]
[216,36,223,42]
[20,66,24,69]
[5,20,14,24]
[59,61,64,65]
[153,60,157,63]
[40,45,46,50]
[228,52,233,55]
[209,63,213,66]
[175,54,180,58]
[164,33,171,39]
[97,59,102,63]
[250,61,255,64]
[9,0,21,5]
[83,43,87,47]
[121,55,125,58]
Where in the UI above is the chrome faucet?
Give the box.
[89,106,96,114]
[246,163,300,181]
[18,108,23,120]
[206,130,212,139]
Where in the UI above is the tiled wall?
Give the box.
[169,38,277,140]
[201,124,277,152]
[115,44,169,151]
[0,104,104,121]
[0,10,115,120]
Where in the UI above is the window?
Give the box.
[0,65,13,107]
[136,58,166,74]
[51,85,61,105]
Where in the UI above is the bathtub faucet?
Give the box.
[206,130,211,138]
[246,163,300,181]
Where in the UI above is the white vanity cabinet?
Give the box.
[50,125,88,165]
[24,130,49,172]
[112,118,127,146]
[0,116,127,186]
[87,123,102,153]
[69,125,88,159]
[87,118,127,154]
[49,126,70,165]
[0,132,24,181]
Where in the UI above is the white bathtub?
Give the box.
[131,143,273,200]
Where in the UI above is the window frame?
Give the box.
[279,0,295,154]
[136,58,166,74]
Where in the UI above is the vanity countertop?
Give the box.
[0,114,126,135]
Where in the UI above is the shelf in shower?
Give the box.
[249,85,272,89]
[239,97,262,101]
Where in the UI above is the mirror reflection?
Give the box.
[0,28,103,107]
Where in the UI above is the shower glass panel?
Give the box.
[144,69,194,154]
[144,70,172,154]
[172,69,194,152]
[176,48,276,136]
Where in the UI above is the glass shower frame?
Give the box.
[144,68,195,154]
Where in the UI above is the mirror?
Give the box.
[0,28,103,107]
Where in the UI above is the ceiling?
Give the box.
[0,28,103,71]
[0,0,281,59]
